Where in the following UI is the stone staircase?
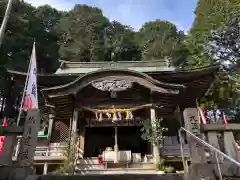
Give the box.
[75,157,161,175]
[37,174,184,180]
[75,167,161,175]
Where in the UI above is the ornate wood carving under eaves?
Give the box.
[92,78,133,92]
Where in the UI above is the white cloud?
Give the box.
[25,0,74,11]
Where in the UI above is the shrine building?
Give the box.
[1,60,218,174]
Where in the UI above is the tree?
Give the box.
[0,1,35,71]
[0,1,60,73]
[58,4,109,62]
[208,14,240,71]
[104,21,141,61]
[186,0,240,68]
[31,5,61,73]
[136,20,186,65]
[185,0,240,113]
[207,12,240,115]
[140,118,167,169]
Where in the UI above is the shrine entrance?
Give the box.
[84,126,150,157]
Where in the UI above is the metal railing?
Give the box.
[178,127,240,180]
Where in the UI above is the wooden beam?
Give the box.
[200,124,240,132]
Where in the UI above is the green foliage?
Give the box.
[185,0,240,113]
[0,1,60,73]
[136,20,186,65]
[185,0,240,69]
[140,118,167,147]
[155,158,165,171]
[0,1,187,72]
[57,4,109,62]
[54,139,77,174]
[104,21,141,61]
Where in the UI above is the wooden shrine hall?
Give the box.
[0,60,218,174]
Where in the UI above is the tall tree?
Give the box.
[104,21,141,61]
[58,5,109,62]
[186,0,240,68]
[0,1,35,71]
[31,5,61,73]
[207,12,240,108]
[0,1,60,73]
[136,20,186,65]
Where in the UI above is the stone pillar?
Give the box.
[183,108,218,180]
[207,132,221,162]
[183,108,205,163]
[14,110,40,179]
[150,108,160,164]
[223,131,238,160]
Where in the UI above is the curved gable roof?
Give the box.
[41,69,185,98]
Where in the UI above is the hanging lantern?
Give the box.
[129,111,133,120]
[112,112,118,122]
[99,113,103,121]
[95,112,98,120]
[126,111,133,120]
[118,112,122,120]
[106,112,111,119]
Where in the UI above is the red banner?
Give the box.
[0,119,7,155]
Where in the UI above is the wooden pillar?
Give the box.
[183,108,206,163]
[47,110,55,142]
[43,162,48,175]
[79,127,85,157]
[114,126,118,163]
[150,108,160,164]
[71,109,78,144]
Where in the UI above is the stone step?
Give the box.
[76,168,158,175]
[38,174,184,180]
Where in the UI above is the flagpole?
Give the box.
[16,43,34,126]
[0,0,14,48]
[196,99,201,123]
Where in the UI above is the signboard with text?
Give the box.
[17,110,40,166]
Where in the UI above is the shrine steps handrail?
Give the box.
[178,127,240,167]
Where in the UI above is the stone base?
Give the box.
[0,166,36,180]
[185,163,217,180]
[220,162,240,177]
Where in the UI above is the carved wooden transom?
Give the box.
[92,78,133,92]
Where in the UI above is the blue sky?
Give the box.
[26,0,197,32]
